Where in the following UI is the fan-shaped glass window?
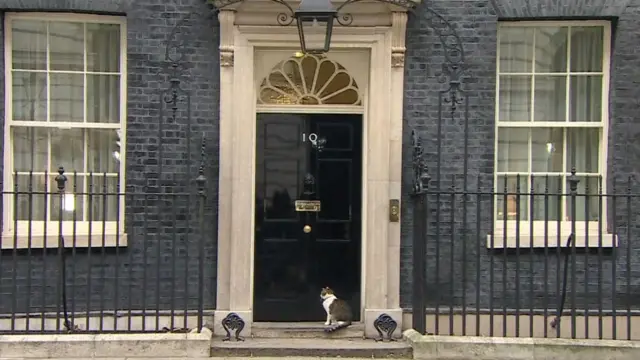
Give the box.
[258,54,361,105]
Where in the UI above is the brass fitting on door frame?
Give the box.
[389,199,400,222]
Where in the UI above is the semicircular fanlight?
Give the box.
[258,54,361,106]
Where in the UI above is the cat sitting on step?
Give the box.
[320,286,353,333]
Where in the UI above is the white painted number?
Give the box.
[302,133,318,146]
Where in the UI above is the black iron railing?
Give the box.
[1,163,637,340]
[410,162,640,340]
[0,166,211,334]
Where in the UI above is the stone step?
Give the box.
[252,321,365,338]
[210,337,413,358]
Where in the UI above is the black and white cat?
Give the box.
[320,286,353,332]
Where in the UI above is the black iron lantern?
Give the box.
[294,0,336,54]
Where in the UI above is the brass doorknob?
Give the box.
[303,225,312,233]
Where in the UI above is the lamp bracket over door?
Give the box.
[205,0,467,68]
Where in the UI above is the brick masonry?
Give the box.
[0,0,639,319]
[400,0,640,311]
[0,0,220,314]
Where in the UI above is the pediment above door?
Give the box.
[207,0,418,26]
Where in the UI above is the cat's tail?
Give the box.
[324,321,352,333]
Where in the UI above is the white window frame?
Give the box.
[2,12,128,249]
[489,20,617,249]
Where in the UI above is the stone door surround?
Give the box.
[212,0,410,338]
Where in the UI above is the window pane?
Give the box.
[49,22,84,71]
[534,75,566,122]
[88,176,119,221]
[566,176,600,221]
[87,23,120,73]
[13,127,48,172]
[566,128,599,173]
[12,72,47,121]
[531,128,563,172]
[531,175,562,221]
[498,128,528,172]
[534,27,568,73]
[15,174,46,221]
[51,128,84,173]
[499,76,531,122]
[51,175,85,221]
[87,75,120,123]
[570,27,603,72]
[87,129,121,173]
[496,175,528,221]
[499,27,534,73]
[570,75,602,122]
[11,20,47,70]
[50,73,84,122]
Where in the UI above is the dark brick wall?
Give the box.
[2,0,639,320]
[0,0,220,315]
[400,0,640,312]
[491,0,632,17]
[0,0,127,13]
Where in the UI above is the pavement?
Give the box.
[0,358,409,360]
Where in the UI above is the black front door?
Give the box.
[253,113,362,322]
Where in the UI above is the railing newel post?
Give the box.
[411,128,429,336]
[568,168,580,339]
[625,175,632,340]
[54,166,72,332]
[195,134,207,333]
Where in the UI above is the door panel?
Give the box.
[254,113,362,322]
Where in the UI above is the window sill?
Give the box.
[486,233,618,249]
[1,233,128,250]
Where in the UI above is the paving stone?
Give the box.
[211,337,413,358]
